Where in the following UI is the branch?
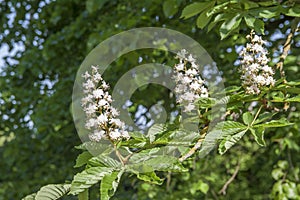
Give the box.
[275,18,300,79]
[178,126,208,162]
[218,162,240,195]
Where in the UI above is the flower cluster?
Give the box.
[173,49,209,112]
[81,65,130,142]
[239,30,275,94]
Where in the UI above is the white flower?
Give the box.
[85,118,97,129]
[93,72,102,82]
[93,89,104,98]
[109,130,121,140]
[82,71,91,79]
[83,79,95,89]
[110,107,119,117]
[172,50,209,112]
[110,118,124,127]
[184,103,195,112]
[81,65,130,142]
[186,68,197,76]
[175,63,184,71]
[97,114,108,124]
[121,130,130,139]
[98,99,108,107]
[84,103,97,116]
[187,54,196,63]
[182,76,192,84]
[190,81,201,90]
[240,31,275,94]
[261,65,274,74]
[176,49,188,60]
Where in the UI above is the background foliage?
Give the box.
[0,0,300,199]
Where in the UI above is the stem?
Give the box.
[218,162,240,195]
[179,126,208,162]
[275,18,300,80]
[250,105,263,127]
[113,143,125,166]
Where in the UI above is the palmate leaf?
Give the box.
[70,167,113,195]
[254,119,293,128]
[180,1,215,19]
[147,124,166,143]
[22,193,36,200]
[74,151,93,168]
[100,170,124,200]
[136,171,164,185]
[218,130,247,155]
[198,121,247,157]
[88,154,122,169]
[127,148,187,173]
[21,184,70,200]
[250,127,266,146]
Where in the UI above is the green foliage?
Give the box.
[181,0,300,38]
[70,167,114,195]
[22,184,70,200]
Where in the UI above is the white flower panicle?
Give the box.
[173,49,209,112]
[239,30,275,94]
[81,65,130,142]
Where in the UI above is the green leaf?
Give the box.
[86,0,109,14]
[70,167,113,195]
[199,121,247,157]
[198,180,209,194]
[277,87,300,94]
[220,14,242,39]
[74,151,93,168]
[190,180,209,195]
[283,182,298,198]
[100,170,124,200]
[243,112,254,126]
[163,0,179,17]
[244,15,255,28]
[272,168,285,181]
[33,184,70,200]
[286,6,300,17]
[180,1,215,19]
[216,121,247,137]
[277,160,288,170]
[78,190,89,200]
[218,130,247,155]
[147,124,166,143]
[129,131,147,141]
[243,15,266,34]
[286,95,300,102]
[207,13,226,32]
[207,1,231,17]
[225,86,241,93]
[253,112,277,125]
[254,119,293,128]
[250,127,266,146]
[250,6,280,19]
[196,10,212,29]
[136,171,164,185]
[22,193,37,200]
[128,151,187,173]
[253,18,265,34]
[88,155,122,169]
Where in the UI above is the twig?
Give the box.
[287,149,299,182]
[218,162,240,195]
[166,172,172,191]
[178,126,208,162]
[275,18,300,79]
